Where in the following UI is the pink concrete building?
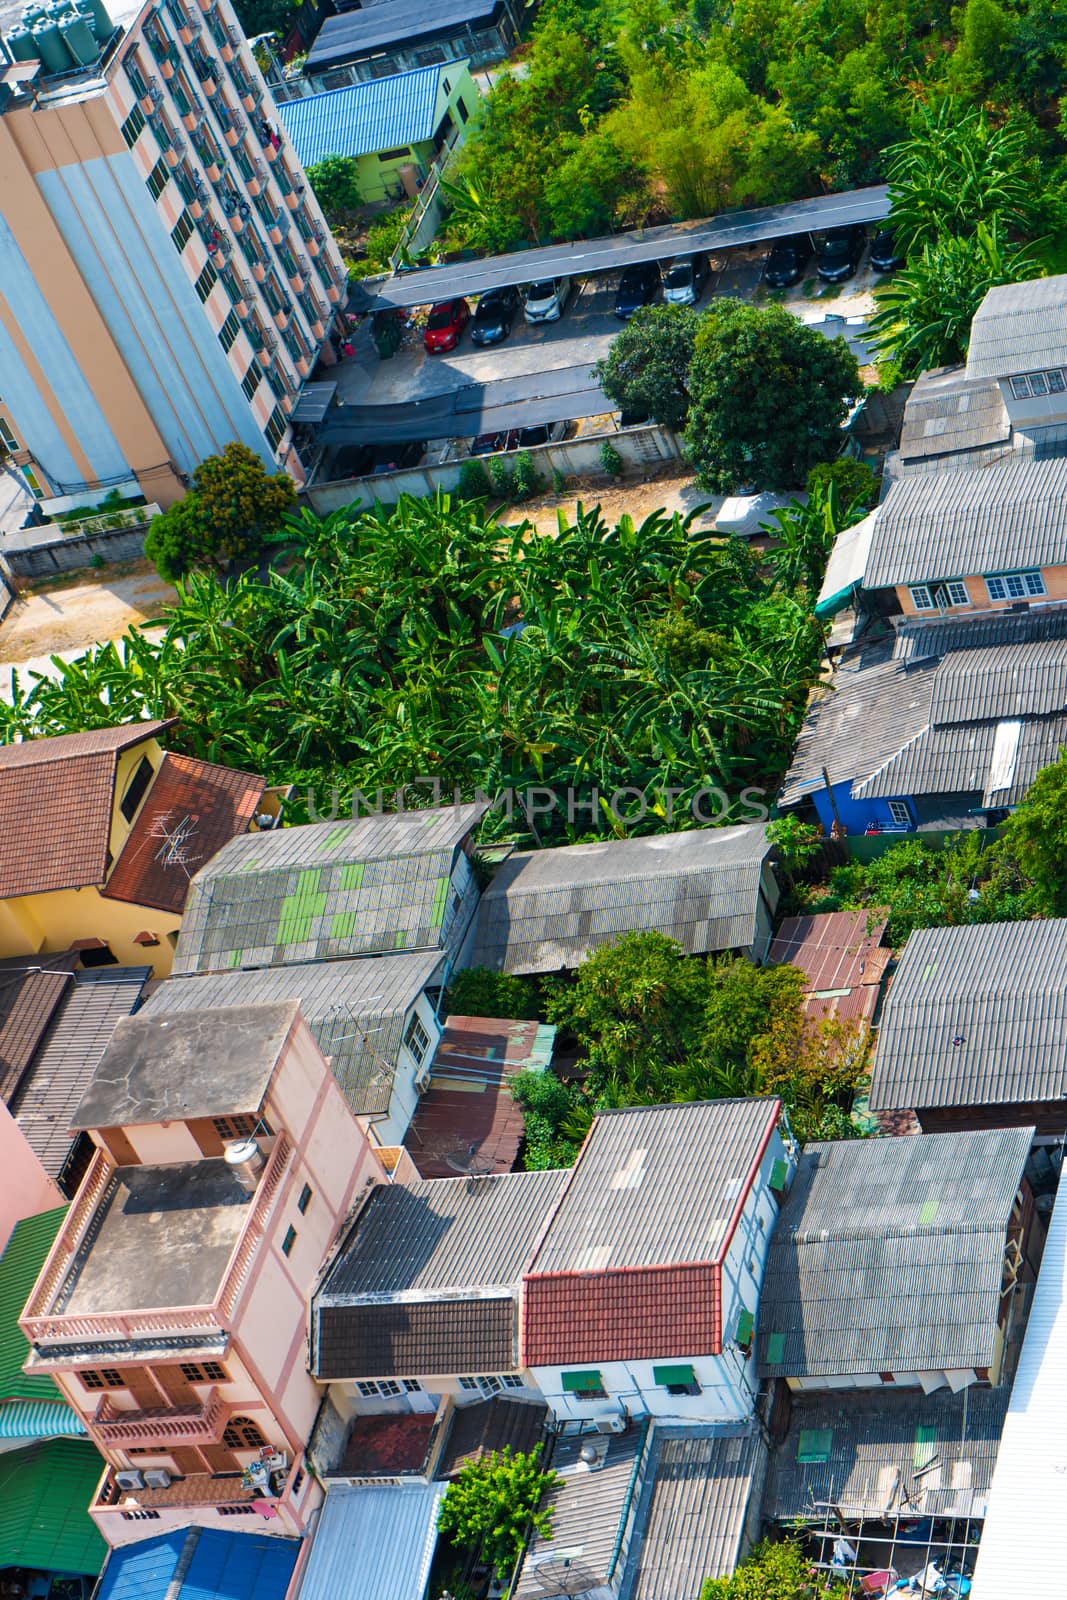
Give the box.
[18,1001,388,1548]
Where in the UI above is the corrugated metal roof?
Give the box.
[298,1482,445,1600]
[899,367,1010,461]
[768,910,890,994]
[0,1205,67,1402]
[97,1528,301,1600]
[471,824,774,974]
[514,1427,647,1600]
[621,1425,762,1600]
[144,952,444,1116]
[868,919,1067,1113]
[0,1399,85,1438]
[175,806,485,974]
[277,66,442,167]
[765,1385,1010,1523]
[11,967,149,1177]
[864,456,1067,590]
[966,273,1067,381]
[309,0,498,69]
[0,1439,107,1575]
[758,1129,1032,1378]
[815,509,878,615]
[971,1164,1067,1597]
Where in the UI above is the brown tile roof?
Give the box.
[103,752,266,915]
[404,1016,555,1178]
[341,1413,437,1477]
[0,722,173,899]
[316,1296,518,1381]
[0,969,72,1101]
[438,1397,547,1479]
[522,1262,721,1367]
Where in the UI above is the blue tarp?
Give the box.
[97,1528,301,1600]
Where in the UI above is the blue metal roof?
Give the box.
[97,1529,302,1600]
[277,65,443,169]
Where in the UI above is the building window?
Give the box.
[378,147,411,162]
[985,569,1046,602]
[222,1416,267,1450]
[653,1363,701,1397]
[561,1370,607,1399]
[356,1379,407,1398]
[457,1374,520,1396]
[146,157,170,201]
[83,1369,125,1390]
[457,1376,480,1391]
[909,584,934,611]
[887,799,911,828]
[281,1225,297,1257]
[195,261,218,303]
[0,419,18,451]
[404,1013,430,1066]
[211,1114,258,1140]
[402,1379,422,1393]
[242,359,263,401]
[216,1504,258,1516]
[456,95,469,123]
[1009,369,1067,399]
[180,1361,227,1383]
[120,103,146,148]
[265,407,287,452]
[171,209,194,252]
[219,309,241,352]
[501,1373,525,1389]
[297,1183,312,1214]
[120,754,154,822]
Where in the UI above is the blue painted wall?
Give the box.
[809,779,914,837]
[0,212,128,491]
[38,154,274,478]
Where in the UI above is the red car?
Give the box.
[424,298,470,353]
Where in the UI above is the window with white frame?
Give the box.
[887,800,911,828]
[1009,369,1067,400]
[355,1379,405,1398]
[985,569,1046,602]
[941,580,970,607]
[404,1012,430,1065]
[909,585,934,611]
[457,1374,523,1395]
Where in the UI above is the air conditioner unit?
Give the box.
[143,1469,171,1489]
[115,1470,145,1491]
[414,1067,432,1093]
[594,1416,626,1435]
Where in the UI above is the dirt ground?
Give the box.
[499,469,723,536]
[0,562,176,666]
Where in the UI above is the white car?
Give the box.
[662,255,708,306]
[524,277,573,324]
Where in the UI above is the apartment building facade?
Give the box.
[0,0,347,513]
[17,1002,388,1548]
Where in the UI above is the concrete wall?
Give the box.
[0,521,149,580]
[306,425,684,515]
[0,1100,63,1253]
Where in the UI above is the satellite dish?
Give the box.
[531,1555,598,1597]
[445,1142,497,1178]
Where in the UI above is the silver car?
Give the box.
[524,277,573,323]
[662,255,708,306]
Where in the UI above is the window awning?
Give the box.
[0,1399,86,1439]
[815,509,879,617]
[562,1370,603,1393]
[652,1364,696,1387]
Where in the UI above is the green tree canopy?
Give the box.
[144,442,296,583]
[686,300,862,491]
[437,1447,561,1579]
[701,1537,847,1600]
[305,154,361,218]
[595,302,699,430]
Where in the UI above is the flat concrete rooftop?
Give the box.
[58,1161,254,1316]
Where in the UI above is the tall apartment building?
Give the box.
[0,0,347,512]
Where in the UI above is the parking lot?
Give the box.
[331,243,881,450]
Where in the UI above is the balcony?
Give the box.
[92,1451,310,1538]
[19,1135,292,1356]
[223,112,246,149]
[245,158,268,197]
[91,1387,229,1448]
[163,136,186,168]
[138,77,163,114]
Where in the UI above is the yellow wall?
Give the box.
[895,563,1067,616]
[0,886,179,979]
[108,738,164,860]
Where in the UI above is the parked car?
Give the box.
[471,431,509,455]
[423,298,470,352]
[662,255,708,306]
[326,440,426,478]
[470,285,521,346]
[870,228,905,273]
[615,260,661,319]
[817,226,866,283]
[524,277,573,323]
[618,408,650,428]
[764,235,812,288]
[508,420,569,449]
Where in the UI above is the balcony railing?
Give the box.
[19,1134,292,1348]
[91,1387,229,1447]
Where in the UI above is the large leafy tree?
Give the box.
[305,155,361,219]
[686,300,862,491]
[595,302,699,430]
[437,1448,561,1579]
[144,443,295,582]
[702,1537,847,1600]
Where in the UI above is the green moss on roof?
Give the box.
[0,1206,67,1402]
[0,1440,107,1574]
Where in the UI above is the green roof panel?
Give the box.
[0,1207,68,1402]
[652,1364,696,1387]
[0,1440,107,1574]
[561,1370,603,1393]
[797,1428,832,1464]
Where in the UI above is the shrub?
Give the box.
[458,459,491,499]
[488,455,517,500]
[513,449,543,501]
[443,966,540,1019]
[552,467,568,494]
[599,440,624,478]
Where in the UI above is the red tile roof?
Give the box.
[103,752,266,915]
[341,1413,437,1477]
[0,723,174,900]
[522,1261,722,1367]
